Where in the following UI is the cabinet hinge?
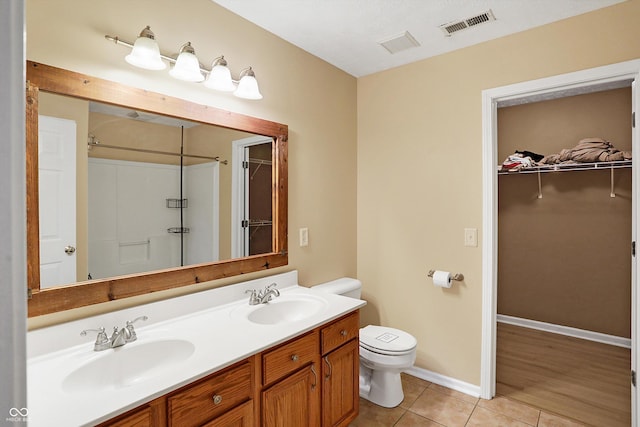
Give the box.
[633,112,636,128]
[633,241,636,257]
[241,219,248,228]
[632,370,636,387]
[27,288,33,300]
[242,161,249,169]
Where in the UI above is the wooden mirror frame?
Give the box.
[26,61,288,317]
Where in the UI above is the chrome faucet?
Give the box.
[259,283,280,303]
[246,283,280,305]
[81,315,148,351]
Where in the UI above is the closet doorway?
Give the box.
[481,59,640,426]
[231,136,274,258]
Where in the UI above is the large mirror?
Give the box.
[26,61,288,317]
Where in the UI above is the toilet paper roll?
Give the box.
[432,270,452,288]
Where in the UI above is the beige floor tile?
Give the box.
[477,395,540,425]
[395,411,444,427]
[408,388,475,427]
[428,383,480,404]
[537,411,589,427]
[349,398,405,427]
[467,406,533,427]
[400,376,430,409]
[402,372,432,389]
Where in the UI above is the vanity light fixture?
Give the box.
[169,42,205,82]
[204,56,236,92]
[234,67,263,100]
[124,26,166,70]
[105,27,263,100]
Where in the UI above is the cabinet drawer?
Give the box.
[321,311,359,355]
[201,400,253,427]
[168,362,252,427]
[262,331,319,386]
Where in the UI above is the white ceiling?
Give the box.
[211,0,625,77]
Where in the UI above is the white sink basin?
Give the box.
[62,339,195,393]
[233,294,328,325]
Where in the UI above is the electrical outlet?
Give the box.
[299,227,309,247]
[464,228,477,247]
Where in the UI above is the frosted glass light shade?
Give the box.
[234,68,263,100]
[125,27,166,70]
[169,42,204,82]
[204,63,236,92]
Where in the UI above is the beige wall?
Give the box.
[27,0,357,327]
[357,0,640,385]
[498,89,632,338]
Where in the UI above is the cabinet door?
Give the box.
[262,363,320,427]
[322,340,359,427]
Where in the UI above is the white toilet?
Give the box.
[312,278,417,408]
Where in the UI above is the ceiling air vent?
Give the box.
[379,31,421,54]
[439,9,496,36]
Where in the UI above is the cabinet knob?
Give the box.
[340,329,348,336]
[291,354,299,362]
[212,394,223,405]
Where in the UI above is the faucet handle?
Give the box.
[125,315,148,343]
[246,289,260,305]
[80,327,110,351]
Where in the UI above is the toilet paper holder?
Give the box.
[427,270,464,282]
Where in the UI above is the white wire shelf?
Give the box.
[497,159,632,175]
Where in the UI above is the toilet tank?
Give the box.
[311,277,362,299]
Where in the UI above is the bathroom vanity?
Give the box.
[27,271,364,427]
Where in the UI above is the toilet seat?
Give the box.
[359,325,417,356]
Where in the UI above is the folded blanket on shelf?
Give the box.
[500,153,536,171]
[540,137,632,164]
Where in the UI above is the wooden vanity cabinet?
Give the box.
[320,311,360,427]
[99,310,360,427]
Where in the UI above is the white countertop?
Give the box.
[27,271,365,427]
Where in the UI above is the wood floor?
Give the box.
[497,322,631,426]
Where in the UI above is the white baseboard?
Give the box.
[497,314,631,349]
[404,366,481,398]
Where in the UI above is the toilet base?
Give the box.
[359,366,404,408]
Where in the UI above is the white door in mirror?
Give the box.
[39,115,77,288]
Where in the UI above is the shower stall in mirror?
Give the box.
[37,92,272,288]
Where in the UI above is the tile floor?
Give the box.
[350,373,588,426]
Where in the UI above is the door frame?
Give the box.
[480,59,640,424]
[231,135,274,258]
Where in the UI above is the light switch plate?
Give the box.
[299,227,309,247]
[464,228,477,247]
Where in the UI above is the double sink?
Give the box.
[27,271,361,427]
[62,293,328,394]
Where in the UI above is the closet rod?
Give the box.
[87,136,228,164]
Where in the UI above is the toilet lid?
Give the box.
[359,325,417,354]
